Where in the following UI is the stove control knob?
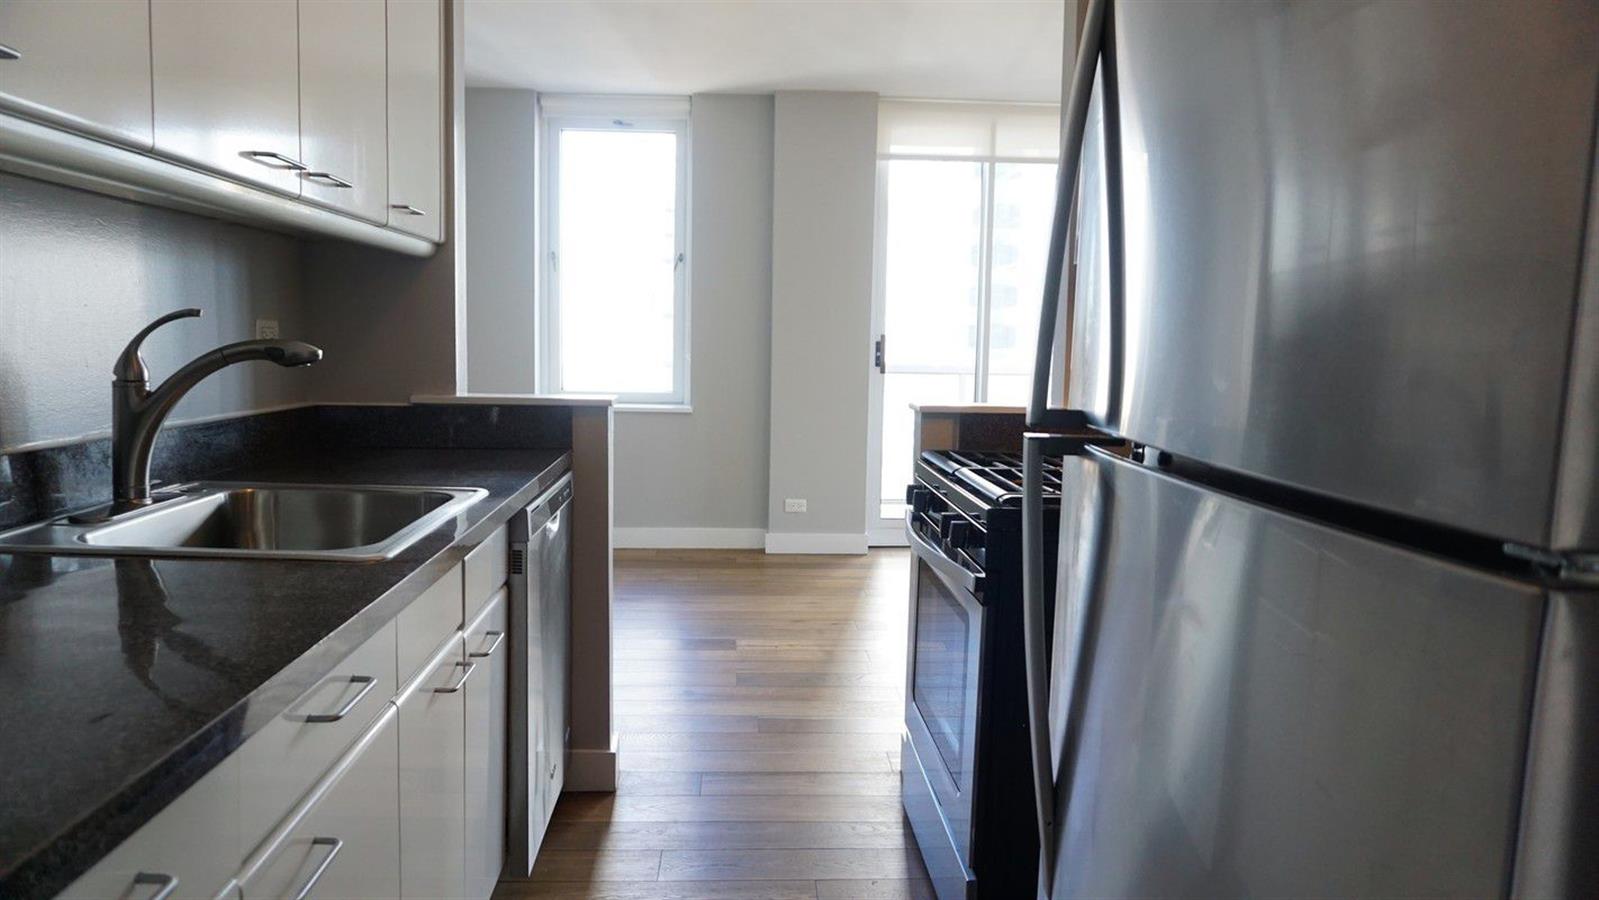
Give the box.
[943,517,971,547]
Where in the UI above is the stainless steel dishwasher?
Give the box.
[506,472,573,877]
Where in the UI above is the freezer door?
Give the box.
[1066,0,1599,546]
[1048,448,1544,898]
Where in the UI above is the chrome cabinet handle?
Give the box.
[242,150,307,171]
[434,660,477,694]
[290,836,342,900]
[0,43,20,61]
[131,872,178,900]
[469,630,505,659]
[389,203,426,215]
[302,171,353,188]
[292,675,376,723]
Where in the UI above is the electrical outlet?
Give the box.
[784,498,807,514]
[254,318,280,340]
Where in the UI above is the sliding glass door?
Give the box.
[868,156,1059,536]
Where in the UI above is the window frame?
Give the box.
[539,107,691,406]
[875,155,1058,403]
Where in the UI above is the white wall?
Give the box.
[464,88,538,393]
[461,92,777,542]
[764,91,878,553]
[612,94,774,545]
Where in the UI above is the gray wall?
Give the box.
[0,174,311,452]
[461,91,776,534]
[612,94,774,533]
[765,91,878,540]
[464,88,538,393]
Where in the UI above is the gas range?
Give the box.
[900,448,1065,897]
[910,450,1064,548]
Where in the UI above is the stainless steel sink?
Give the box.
[0,482,488,561]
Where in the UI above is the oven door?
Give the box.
[904,512,987,867]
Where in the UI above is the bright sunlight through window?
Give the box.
[542,104,687,404]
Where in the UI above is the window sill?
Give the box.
[614,403,694,414]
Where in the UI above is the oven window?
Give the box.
[913,558,975,786]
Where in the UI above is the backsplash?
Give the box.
[0,174,313,452]
[0,403,574,530]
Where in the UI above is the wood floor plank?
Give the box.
[756,717,905,734]
[620,750,894,773]
[615,771,702,795]
[496,881,818,899]
[614,684,904,702]
[699,772,901,796]
[520,850,663,882]
[615,699,902,717]
[816,879,939,899]
[621,732,901,753]
[659,848,923,881]
[553,793,907,823]
[614,715,761,733]
[542,820,913,851]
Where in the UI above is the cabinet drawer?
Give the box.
[238,707,400,900]
[463,524,509,624]
[237,620,397,843]
[58,756,241,900]
[398,564,465,683]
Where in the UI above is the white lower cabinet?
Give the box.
[398,635,469,900]
[465,589,509,898]
[238,708,401,900]
[58,755,241,900]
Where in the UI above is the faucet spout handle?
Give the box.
[114,308,202,382]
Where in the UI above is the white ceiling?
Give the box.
[465,1,1065,103]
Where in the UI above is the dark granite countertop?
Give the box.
[0,447,570,898]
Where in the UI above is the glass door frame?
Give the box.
[866,154,1050,546]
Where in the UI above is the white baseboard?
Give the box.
[564,738,619,792]
[764,531,870,555]
[612,527,766,549]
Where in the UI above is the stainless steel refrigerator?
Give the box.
[1019,1,1599,897]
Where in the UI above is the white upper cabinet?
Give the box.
[0,0,153,147]
[151,0,303,195]
[385,0,444,241]
[298,0,388,223]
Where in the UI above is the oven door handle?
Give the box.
[905,510,982,595]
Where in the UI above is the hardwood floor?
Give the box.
[496,548,934,900]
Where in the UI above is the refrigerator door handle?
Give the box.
[1027,0,1115,435]
[1023,0,1112,894]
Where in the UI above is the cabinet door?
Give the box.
[385,0,444,240]
[298,0,387,222]
[464,590,509,899]
[241,712,401,900]
[398,637,468,900]
[0,0,152,147]
[151,0,302,194]
[58,756,241,900]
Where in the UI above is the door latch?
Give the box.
[874,335,886,374]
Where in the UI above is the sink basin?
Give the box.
[0,482,488,561]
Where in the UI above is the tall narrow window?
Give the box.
[872,101,1060,521]
[541,99,689,404]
